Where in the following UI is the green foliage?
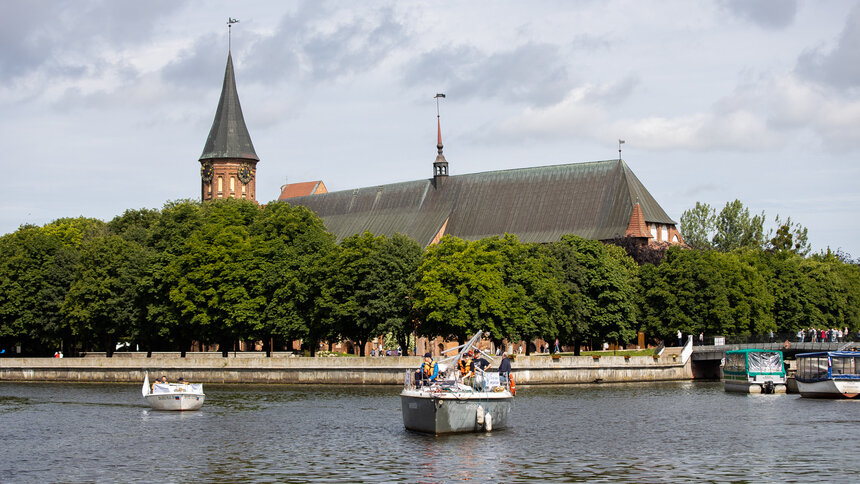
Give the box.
[553,236,639,345]
[0,196,857,357]
[414,236,511,344]
[164,199,266,349]
[253,202,335,354]
[767,215,810,256]
[713,200,765,252]
[679,201,715,250]
[41,217,106,248]
[0,226,75,354]
[638,247,774,341]
[371,234,423,355]
[62,235,149,354]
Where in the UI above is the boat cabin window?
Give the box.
[725,352,746,373]
[797,356,829,380]
[747,351,782,373]
[831,356,856,376]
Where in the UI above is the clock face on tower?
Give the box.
[200,161,214,182]
[237,162,253,184]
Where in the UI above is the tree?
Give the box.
[546,237,588,353]
[767,215,810,256]
[164,199,266,355]
[557,236,639,348]
[679,201,715,250]
[638,247,774,341]
[321,232,387,356]
[712,199,765,252]
[370,234,423,356]
[253,202,335,355]
[0,226,72,355]
[62,235,148,356]
[413,236,509,344]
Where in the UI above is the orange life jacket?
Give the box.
[458,357,473,376]
[509,374,516,396]
[422,360,436,377]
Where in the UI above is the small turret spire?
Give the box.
[433,93,448,180]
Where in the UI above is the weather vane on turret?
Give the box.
[228,18,240,51]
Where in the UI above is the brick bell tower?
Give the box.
[199,51,259,202]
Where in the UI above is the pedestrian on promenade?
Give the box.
[677,330,682,346]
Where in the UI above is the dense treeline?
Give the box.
[1,198,858,357]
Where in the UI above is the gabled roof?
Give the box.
[281,159,676,247]
[279,181,327,199]
[199,52,259,162]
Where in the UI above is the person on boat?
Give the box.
[471,353,489,374]
[458,351,474,379]
[498,352,512,390]
[160,376,168,384]
[415,353,438,386]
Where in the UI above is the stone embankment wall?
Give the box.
[0,352,692,384]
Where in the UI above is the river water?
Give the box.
[0,381,856,483]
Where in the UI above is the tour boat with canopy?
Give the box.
[400,331,514,434]
[142,373,206,411]
[795,351,860,399]
[723,349,786,394]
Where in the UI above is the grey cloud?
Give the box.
[162,33,233,89]
[717,0,797,30]
[589,76,639,104]
[795,5,860,90]
[403,42,575,107]
[0,0,183,81]
[240,2,407,84]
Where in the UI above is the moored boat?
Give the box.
[795,351,860,399]
[400,331,514,434]
[142,373,206,411]
[723,349,786,394]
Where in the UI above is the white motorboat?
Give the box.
[796,351,860,399]
[401,331,514,434]
[142,373,206,411]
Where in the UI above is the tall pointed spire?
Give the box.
[199,52,258,162]
[433,93,448,180]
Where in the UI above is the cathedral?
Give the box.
[199,52,683,250]
[199,50,684,356]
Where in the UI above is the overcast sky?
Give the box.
[2,0,859,256]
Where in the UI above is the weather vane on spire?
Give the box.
[228,18,240,51]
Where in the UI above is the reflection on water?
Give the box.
[0,381,856,482]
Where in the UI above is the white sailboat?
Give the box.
[142,373,206,411]
[400,331,514,434]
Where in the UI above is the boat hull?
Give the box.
[797,379,860,399]
[145,393,206,411]
[724,379,786,394]
[401,392,512,434]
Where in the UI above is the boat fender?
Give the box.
[476,405,485,425]
[484,412,493,431]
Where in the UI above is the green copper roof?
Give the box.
[199,52,259,162]
[282,159,676,247]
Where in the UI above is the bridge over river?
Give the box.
[689,340,859,379]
